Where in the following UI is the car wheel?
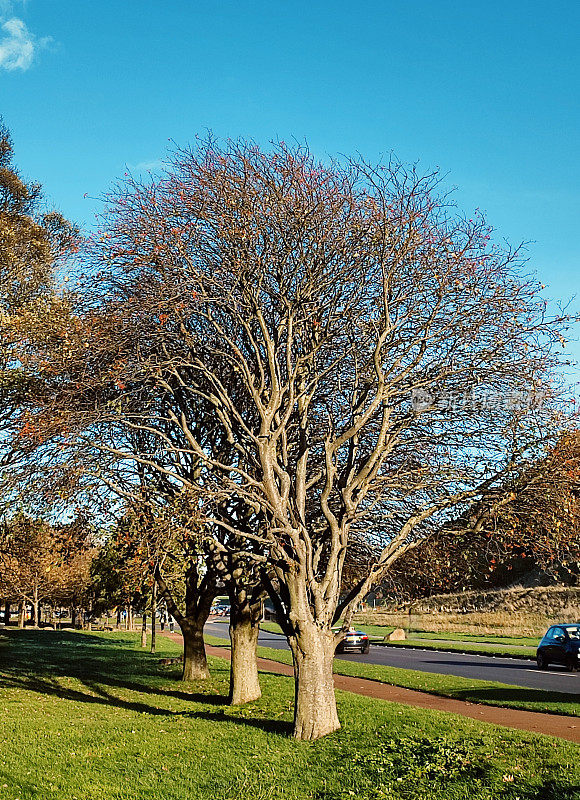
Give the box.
[565,656,578,672]
[536,652,549,670]
[361,642,370,654]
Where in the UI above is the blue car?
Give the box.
[536,624,580,671]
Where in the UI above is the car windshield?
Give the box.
[563,626,580,639]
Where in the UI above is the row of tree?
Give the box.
[0,122,578,738]
[0,514,94,625]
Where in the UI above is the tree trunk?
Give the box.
[180,616,210,680]
[152,557,216,681]
[228,594,262,704]
[151,583,157,654]
[33,588,39,629]
[3,603,10,626]
[140,612,147,647]
[18,601,25,628]
[289,625,340,741]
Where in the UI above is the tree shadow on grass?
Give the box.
[430,658,562,672]
[0,670,225,713]
[0,670,292,735]
[499,782,580,800]
[0,768,42,799]
[177,708,292,736]
[447,685,580,711]
[0,629,294,736]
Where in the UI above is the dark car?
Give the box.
[536,624,580,671]
[335,629,370,655]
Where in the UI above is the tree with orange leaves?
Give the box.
[0,119,76,447]
[380,429,580,598]
[0,513,95,627]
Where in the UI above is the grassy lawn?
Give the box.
[206,635,580,717]
[0,630,579,800]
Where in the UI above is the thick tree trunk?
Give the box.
[3,603,10,626]
[289,626,340,741]
[180,616,210,680]
[153,559,216,682]
[228,609,261,704]
[18,602,25,628]
[140,612,147,647]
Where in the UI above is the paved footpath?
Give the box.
[164,633,580,744]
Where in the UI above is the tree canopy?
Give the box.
[6,137,578,739]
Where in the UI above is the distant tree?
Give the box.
[0,514,95,626]
[133,493,220,681]
[382,429,580,598]
[0,119,76,434]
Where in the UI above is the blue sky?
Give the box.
[1,0,579,375]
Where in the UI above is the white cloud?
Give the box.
[129,159,164,173]
[0,18,36,70]
[0,2,51,72]
[0,1,29,15]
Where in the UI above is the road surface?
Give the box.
[205,620,580,695]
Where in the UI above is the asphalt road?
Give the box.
[206,620,580,695]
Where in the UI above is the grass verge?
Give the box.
[374,639,535,658]
[0,629,579,800]
[206,635,580,718]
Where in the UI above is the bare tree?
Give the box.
[12,138,576,738]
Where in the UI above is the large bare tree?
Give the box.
[13,139,575,739]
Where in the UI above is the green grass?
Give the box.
[378,639,535,658]
[207,635,580,718]
[406,631,539,647]
[1,629,579,800]
[260,621,537,657]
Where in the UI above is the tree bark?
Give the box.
[228,591,262,704]
[18,601,25,628]
[289,624,340,741]
[228,609,261,704]
[180,614,210,680]
[32,587,39,629]
[3,603,10,626]
[150,582,157,654]
[140,612,147,647]
[153,559,216,682]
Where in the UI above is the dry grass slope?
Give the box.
[355,586,580,637]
